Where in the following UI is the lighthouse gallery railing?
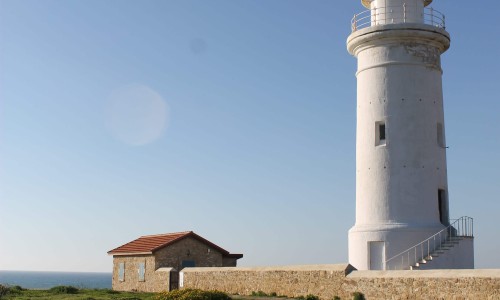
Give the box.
[351,4,445,32]
[385,216,474,270]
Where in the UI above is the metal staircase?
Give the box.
[385,216,474,270]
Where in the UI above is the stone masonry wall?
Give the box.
[182,265,351,298]
[155,236,224,271]
[182,265,500,300]
[222,257,238,267]
[112,255,171,292]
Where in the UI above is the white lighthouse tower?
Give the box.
[347,0,474,270]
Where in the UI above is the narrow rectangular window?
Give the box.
[379,123,386,141]
[376,121,386,146]
[138,262,145,281]
[181,260,196,269]
[118,262,125,282]
[437,123,444,147]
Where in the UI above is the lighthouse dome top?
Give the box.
[361,0,432,9]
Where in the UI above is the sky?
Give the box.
[0,0,499,272]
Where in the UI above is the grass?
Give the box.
[1,286,157,300]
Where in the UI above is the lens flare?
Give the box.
[106,84,169,146]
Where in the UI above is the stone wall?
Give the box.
[181,264,500,300]
[155,237,224,270]
[181,265,351,298]
[112,255,171,292]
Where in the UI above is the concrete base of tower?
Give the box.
[348,223,446,270]
[417,237,474,270]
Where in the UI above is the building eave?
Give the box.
[108,251,153,256]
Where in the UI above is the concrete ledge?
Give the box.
[349,269,500,278]
[182,264,352,273]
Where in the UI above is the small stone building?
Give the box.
[107,231,243,292]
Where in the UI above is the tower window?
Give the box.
[437,123,445,147]
[376,121,386,146]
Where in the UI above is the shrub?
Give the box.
[3,285,24,295]
[9,285,24,291]
[49,285,79,294]
[251,291,268,297]
[352,292,365,300]
[156,288,231,300]
[333,296,341,300]
[0,285,8,299]
[305,295,319,300]
[270,292,277,297]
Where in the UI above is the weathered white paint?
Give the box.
[347,1,473,270]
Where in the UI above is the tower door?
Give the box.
[369,241,385,270]
[438,189,448,225]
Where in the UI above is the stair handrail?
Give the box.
[384,216,473,270]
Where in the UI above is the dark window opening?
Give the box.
[181,260,196,269]
[379,124,386,141]
[376,121,386,146]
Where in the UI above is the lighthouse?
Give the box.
[347,0,474,270]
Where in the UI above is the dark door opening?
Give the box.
[438,189,447,225]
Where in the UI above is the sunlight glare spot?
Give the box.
[106,84,169,146]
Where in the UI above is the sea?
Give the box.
[0,271,112,289]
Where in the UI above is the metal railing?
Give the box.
[385,216,473,270]
[351,4,445,32]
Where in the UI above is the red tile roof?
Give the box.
[107,231,243,259]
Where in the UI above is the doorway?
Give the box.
[438,189,448,225]
[369,241,385,270]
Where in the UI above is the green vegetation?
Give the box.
[0,285,156,300]
[0,285,9,299]
[0,286,365,300]
[294,295,319,300]
[252,291,278,297]
[49,286,80,294]
[351,292,365,300]
[155,288,231,300]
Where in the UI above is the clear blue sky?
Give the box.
[0,0,499,272]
